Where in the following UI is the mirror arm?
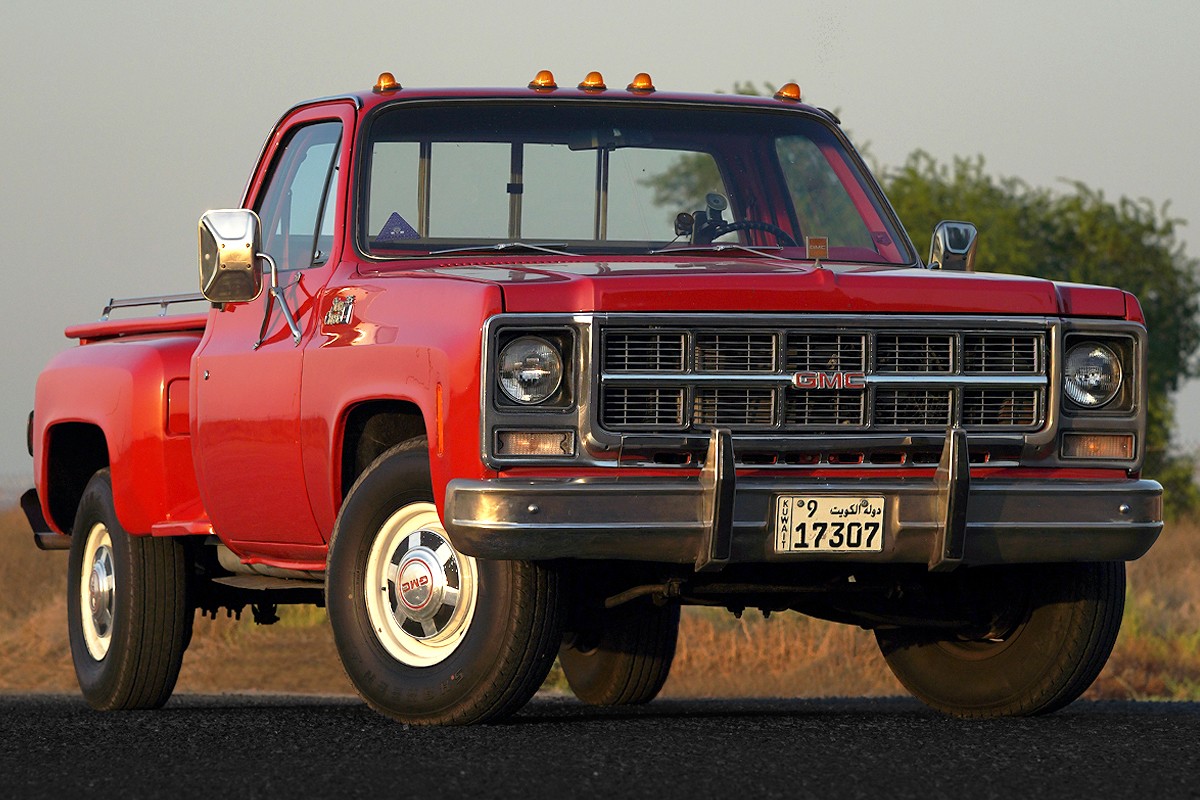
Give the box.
[253,252,303,348]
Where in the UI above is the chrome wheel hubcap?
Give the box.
[80,524,115,661]
[364,502,478,667]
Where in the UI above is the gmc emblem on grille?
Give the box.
[791,371,867,390]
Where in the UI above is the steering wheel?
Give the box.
[711,220,798,248]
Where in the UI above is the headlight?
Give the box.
[1064,342,1122,407]
[498,336,563,404]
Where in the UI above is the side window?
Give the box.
[256,121,342,272]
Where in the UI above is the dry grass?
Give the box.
[662,608,902,698]
[2,503,1197,702]
[1089,517,1200,699]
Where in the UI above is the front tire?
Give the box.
[67,469,191,710]
[327,439,564,725]
[876,562,1125,718]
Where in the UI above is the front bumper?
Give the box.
[444,429,1163,572]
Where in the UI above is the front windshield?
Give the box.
[360,101,912,263]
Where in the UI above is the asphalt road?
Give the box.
[3,693,1198,799]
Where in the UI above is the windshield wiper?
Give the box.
[427,242,573,257]
[649,243,791,262]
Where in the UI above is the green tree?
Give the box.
[884,153,1200,516]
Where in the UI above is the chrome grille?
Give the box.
[694,388,775,426]
[598,323,1047,435]
[783,389,865,427]
[964,334,1041,373]
[876,333,953,373]
[785,333,865,371]
[604,331,685,372]
[601,387,684,428]
[875,389,953,427]
[963,388,1041,427]
[696,332,775,372]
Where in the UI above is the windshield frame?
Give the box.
[353,97,919,266]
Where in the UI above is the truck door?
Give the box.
[192,105,353,555]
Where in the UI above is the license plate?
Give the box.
[773,496,885,553]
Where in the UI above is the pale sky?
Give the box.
[3,0,1199,495]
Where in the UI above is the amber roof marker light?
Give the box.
[627,72,655,93]
[373,72,401,93]
[578,71,607,91]
[774,82,802,102]
[529,69,558,91]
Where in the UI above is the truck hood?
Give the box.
[368,258,1131,318]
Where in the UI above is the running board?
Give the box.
[212,575,324,591]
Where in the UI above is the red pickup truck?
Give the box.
[25,71,1162,725]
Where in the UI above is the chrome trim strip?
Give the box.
[601,373,1048,386]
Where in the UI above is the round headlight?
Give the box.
[498,337,563,404]
[1064,343,1121,407]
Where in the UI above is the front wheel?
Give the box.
[67,469,192,710]
[875,562,1125,718]
[326,439,564,725]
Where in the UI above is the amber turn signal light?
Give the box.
[1061,433,1134,460]
[495,431,576,457]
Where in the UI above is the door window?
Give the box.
[256,121,342,272]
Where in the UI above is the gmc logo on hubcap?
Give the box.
[791,371,867,390]
[402,575,430,593]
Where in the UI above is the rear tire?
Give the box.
[876,562,1125,717]
[327,438,564,725]
[560,600,680,706]
[67,469,191,710]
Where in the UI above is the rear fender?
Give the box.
[33,332,204,535]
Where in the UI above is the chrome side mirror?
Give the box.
[198,209,265,303]
[929,220,979,272]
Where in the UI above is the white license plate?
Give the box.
[773,496,885,553]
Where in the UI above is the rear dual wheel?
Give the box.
[876,562,1125,717]
[560,601,679,706]
[327,439,564,725]
[67,469,192,710]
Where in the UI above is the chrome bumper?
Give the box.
[444,429,1163,572]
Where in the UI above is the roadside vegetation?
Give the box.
[3,504,1197,702]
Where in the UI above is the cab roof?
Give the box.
[308,70,836,120]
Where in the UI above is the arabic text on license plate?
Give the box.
[774,496,884,553]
